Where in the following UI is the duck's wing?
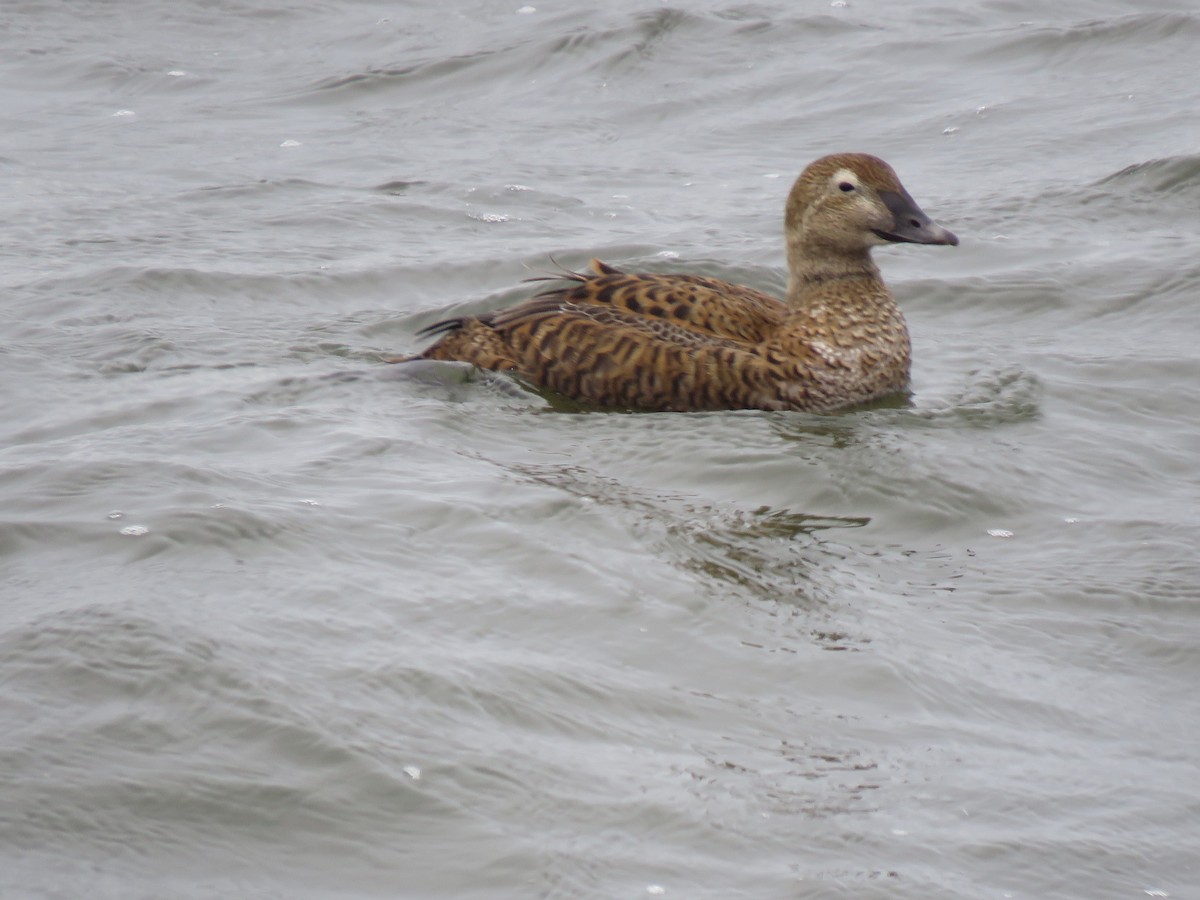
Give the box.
[488,295,748,350]
[412,293,739,372]
[405,260,812,410]
[522,259,786,344]
[491,300,778,410]
[420,295,826,411]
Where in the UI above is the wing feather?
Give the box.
[525,260,785,345]
[413,260,815,409]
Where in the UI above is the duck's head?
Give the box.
[785,153,958,254]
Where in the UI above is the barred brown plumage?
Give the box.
[397,153,957,412]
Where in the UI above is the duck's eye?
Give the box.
[838,181,856,192]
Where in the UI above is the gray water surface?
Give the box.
[3,2,1199,898]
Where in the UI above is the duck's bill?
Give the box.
[873,189,959,246]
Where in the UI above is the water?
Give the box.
[2,1,1198,897]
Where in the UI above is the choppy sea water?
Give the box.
[3,1,1199,898]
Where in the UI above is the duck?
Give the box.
[400,153,957,412]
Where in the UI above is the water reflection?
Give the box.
[510,461,871,632]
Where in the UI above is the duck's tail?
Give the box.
[523,257,623,285]
[379,317,465,362]
[384,259,621,364]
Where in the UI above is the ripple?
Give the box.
[297,32,585,105]
[509,460,881,645]
[290,6,863,113]
[983,12,1200,64]
[0,605,443,886]
[907,365,1043,428]
[1093,154,1200,198]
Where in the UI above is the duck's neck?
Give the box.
[775,232,911,409]
[784,237,883,307]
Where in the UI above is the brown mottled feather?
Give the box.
[522,260,787,344]
[403,153,957,412]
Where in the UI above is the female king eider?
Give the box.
[401,153,957,413]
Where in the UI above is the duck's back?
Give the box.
[522,261,787,344]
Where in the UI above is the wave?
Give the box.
[1093,154,1200,197]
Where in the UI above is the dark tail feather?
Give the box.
[395,256,623,363]
[377,316,470,363]
[416,316,469,339]
[523,256,623,286]
[588,258,624,276]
